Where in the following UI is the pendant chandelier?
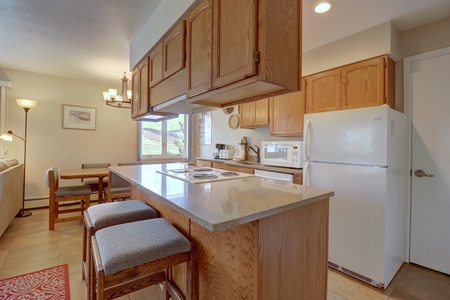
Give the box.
[102,72,132,108]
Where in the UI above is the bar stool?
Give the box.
[90,218,192,300]
[82,200,158,283]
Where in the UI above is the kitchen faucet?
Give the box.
[248,145,260,163]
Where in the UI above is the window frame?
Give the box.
[139,114,190,161]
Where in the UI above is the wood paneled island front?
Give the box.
[110,164,334,300]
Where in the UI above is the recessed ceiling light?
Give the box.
[315,2,332,14]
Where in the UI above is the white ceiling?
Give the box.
[1,0,450,85]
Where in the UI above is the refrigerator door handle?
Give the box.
[304,119,311,161]
[303,161,309,186]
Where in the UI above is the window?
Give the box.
[140,114,189,160]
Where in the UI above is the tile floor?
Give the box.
[1,208,450,299]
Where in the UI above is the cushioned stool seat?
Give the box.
[90,218,192,300]
[82,200,158,282]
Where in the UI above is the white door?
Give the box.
[406,47,450,274]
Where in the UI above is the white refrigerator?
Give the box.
[303,105,408,289]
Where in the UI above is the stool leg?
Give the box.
[82,224,87,281]
[164,268,170,300]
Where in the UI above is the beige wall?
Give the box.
[130,0,200,69]
[0,68,138,202]
[302,22,398,77]
[194,107,301,160]
[400,16,450,58]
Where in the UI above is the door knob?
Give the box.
[414,169,434,178]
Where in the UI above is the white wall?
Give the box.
[194,106,301,161]
[0,68,138,203]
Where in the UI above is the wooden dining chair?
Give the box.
[46,167,92,230]
[103,171,130,202]
[81,163,111,192]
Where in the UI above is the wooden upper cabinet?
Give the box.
[131,68,140,118]
[149,43,163,87]
[304,68,342,114]
[342,56,384,109]
[138,59,150,116]
[304,55,395,114]
[186,0,301,107]
[212,0,257,89]
[163,21,186,79]
[239,98,269,128]
[131,58,150,118]
[186,0,213,97]
[270,92,304,136]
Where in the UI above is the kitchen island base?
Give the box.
[131,185,329,300]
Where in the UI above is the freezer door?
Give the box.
[304,106,395,166]
[305,162,388,285]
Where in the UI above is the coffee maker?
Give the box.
[214,143,225,159]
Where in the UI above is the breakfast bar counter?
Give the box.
[110,163,334,300]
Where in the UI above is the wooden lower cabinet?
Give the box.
[293,173,302,184]
[212,162,254,174]
[196,160,213,168]
[132,184,329,300]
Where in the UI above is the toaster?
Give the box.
[219,150,237,160]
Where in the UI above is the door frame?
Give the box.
[403,45,450,263]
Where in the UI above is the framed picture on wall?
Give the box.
[198,111,212,145]
[62,105,97,130]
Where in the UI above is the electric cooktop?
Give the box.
[156,166,254,184]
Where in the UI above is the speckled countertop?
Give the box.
[195,157,303,174]
[110,163,333,232]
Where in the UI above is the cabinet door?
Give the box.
[341,56,385,110]
[197,160,212,167]
[186,0,213,97]
[239,102,255,128]
[138,59,150,115]
[149,43,163,87]
[131,68,139,118]
[305,69,342,114]
[212,162,225,170]
[270,92,303,136]
[239,99,269,128]
[223,165,254,174]
[212,0,257,88]
[254,98,270,126]
[163,21,186,79]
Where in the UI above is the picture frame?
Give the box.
[197,111,212,145]
[62,105,97,130]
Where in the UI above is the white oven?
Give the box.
[261,141,303,168]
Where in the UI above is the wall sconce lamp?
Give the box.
[0,98,38,218]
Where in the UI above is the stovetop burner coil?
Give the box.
[190,173,218,180]
[192,167,213,172]
[220,172,239,176]
[171,169,189,173]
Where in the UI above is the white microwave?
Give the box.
[261,141,303,168]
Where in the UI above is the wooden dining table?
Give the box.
[59,168,110,203]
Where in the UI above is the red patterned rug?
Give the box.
[0,264,70,299]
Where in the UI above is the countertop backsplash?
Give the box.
[194,107,302,159]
